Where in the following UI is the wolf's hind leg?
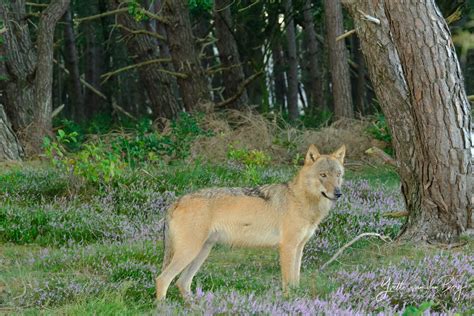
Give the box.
[176,238,215,297]
[155,242,203,300]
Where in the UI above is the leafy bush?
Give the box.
[227,146,271,167]
[44,130,126,186]
[367,113,394,155]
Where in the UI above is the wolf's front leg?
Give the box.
[279,243,298,294]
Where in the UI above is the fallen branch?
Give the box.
[0,27,7,35]
[336,29,356,42]
[216,71,263,108]
[467,95,474,102]
[320,233,392,271]
[53,59,107,100]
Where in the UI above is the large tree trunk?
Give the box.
[162,0,210,111]
[324,0,354,119]
[302,0,324,111]
[110,0,180,119]
[0,105,24,161]
[33,0,71,148]
[214,0,249,109]
[343,0,472,243]
[284,0,299,121]
[63,7,85,122]
[0,54,23,160]
[0,0,36,134]
[1,0,70,154]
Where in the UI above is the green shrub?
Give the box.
[366,113,394,155]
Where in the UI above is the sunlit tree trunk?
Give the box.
[343,0,472,242]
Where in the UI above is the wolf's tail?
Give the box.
[161,207,174,271]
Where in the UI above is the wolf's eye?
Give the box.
[320,173,327,178]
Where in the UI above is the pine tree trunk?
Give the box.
[272,42,287,113]
[343,0,472,243]
[110,0,180,119]
[214,0,249,109]
[351,36,366,115]
[63,7,85,122]
[302,0,324,111]
[324,0,354,119]
[162,0,210,111]
[284,0,299,121]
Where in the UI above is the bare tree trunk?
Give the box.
[162,0,210,111]
[214,0,248,109]
[272,42,287,113]
[110,0,180,119]
[83,21,104,117]
[63,7,85,122]
[324,0,354,119]
[284,0,299,121]
[302,0,324,111]
[343,0,472,243]
[351,36,366,115]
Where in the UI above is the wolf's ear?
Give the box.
[332,145,346,164]
[305,144,320,165]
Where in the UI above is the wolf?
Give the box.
[155,144,346,300]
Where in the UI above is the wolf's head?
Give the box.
[300,144,346,201]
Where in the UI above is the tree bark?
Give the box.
[302,0,324,111]
[32,0,71,149]
[63,7,85,122]
[0,105,24,161]
[162,0,210,111]
[214,0,249,109]
[284,0,299,121]
[343,0,472,243]
[271,41,287,113]
[1,0,70,154]
[0,0,36,134]
[110,0,180,119]
[351,36,366,115]
[324,0,354,119]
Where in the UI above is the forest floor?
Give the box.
[0,161,473,315]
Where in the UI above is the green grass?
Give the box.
[0,161,472,314]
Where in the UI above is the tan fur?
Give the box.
[155,144,346,300]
